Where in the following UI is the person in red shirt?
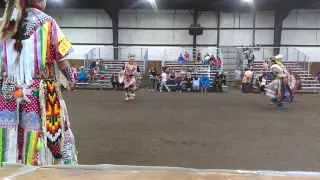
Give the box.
[184,51,190,61]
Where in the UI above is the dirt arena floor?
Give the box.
[63,89,320,172]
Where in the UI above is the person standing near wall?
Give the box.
[149,67,156,92]
[234,69,242,90]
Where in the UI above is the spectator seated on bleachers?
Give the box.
[184,51,190,61]
[111,73,118,91]
[89,61,97,70]
[87,68,98,83]
[220,72,227,86]
[167,68,176,85]
[177,54,185,64]
[99,63,106,71]
[204,53,210,65]
[216,58,222,69]
[209,55,216,67]
[184,72,193,92]
[174,73,183,92]
[77,66,88,83]
[196,52,202,64]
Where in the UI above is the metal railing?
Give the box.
[292,48,311,75]
[163,47,224,71]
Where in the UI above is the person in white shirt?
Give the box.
[160,71,171,92]
[118,70,125,89]
[192,75,200,91]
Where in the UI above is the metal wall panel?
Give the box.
[119,10,192,28]
[239,13,253,28]
[255,30,274,45]
[197,30,217,45]
[198,12,218,28]
[281,30,317,45]
[283,9,320,28]
[220,13,238,28]
[255,11,275,28]
[46,9,112,27]
[62,28,113,44]
[220,30,253,46]
[119,30,192,45]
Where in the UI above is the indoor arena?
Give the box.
[0,0,320,179]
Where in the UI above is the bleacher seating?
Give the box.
[164,61,228,92]
[252,61,320,93]
[76,60,145,89]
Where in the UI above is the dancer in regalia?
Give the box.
[123,55,140,100]
[265,54,299,108]
[0,0,77,166]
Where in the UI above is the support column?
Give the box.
[193,10,198,59]
[274,10,284,55]
[273,0,301,55]
[216,11,221,58]
[217,11,220,48]
[111,11,119,60]
[105,8,119,60]
[252,9,256,46]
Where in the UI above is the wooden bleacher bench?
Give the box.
[76,60,145,90]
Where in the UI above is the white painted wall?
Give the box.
[119,30,192,45]
[292,47,320,62]
[119,9,193,28]
[45,9,113,59]
[219,12,274,46]
[282,9,320,61]
[118,9,195,45]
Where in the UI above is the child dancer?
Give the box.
[123,55,140,100]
